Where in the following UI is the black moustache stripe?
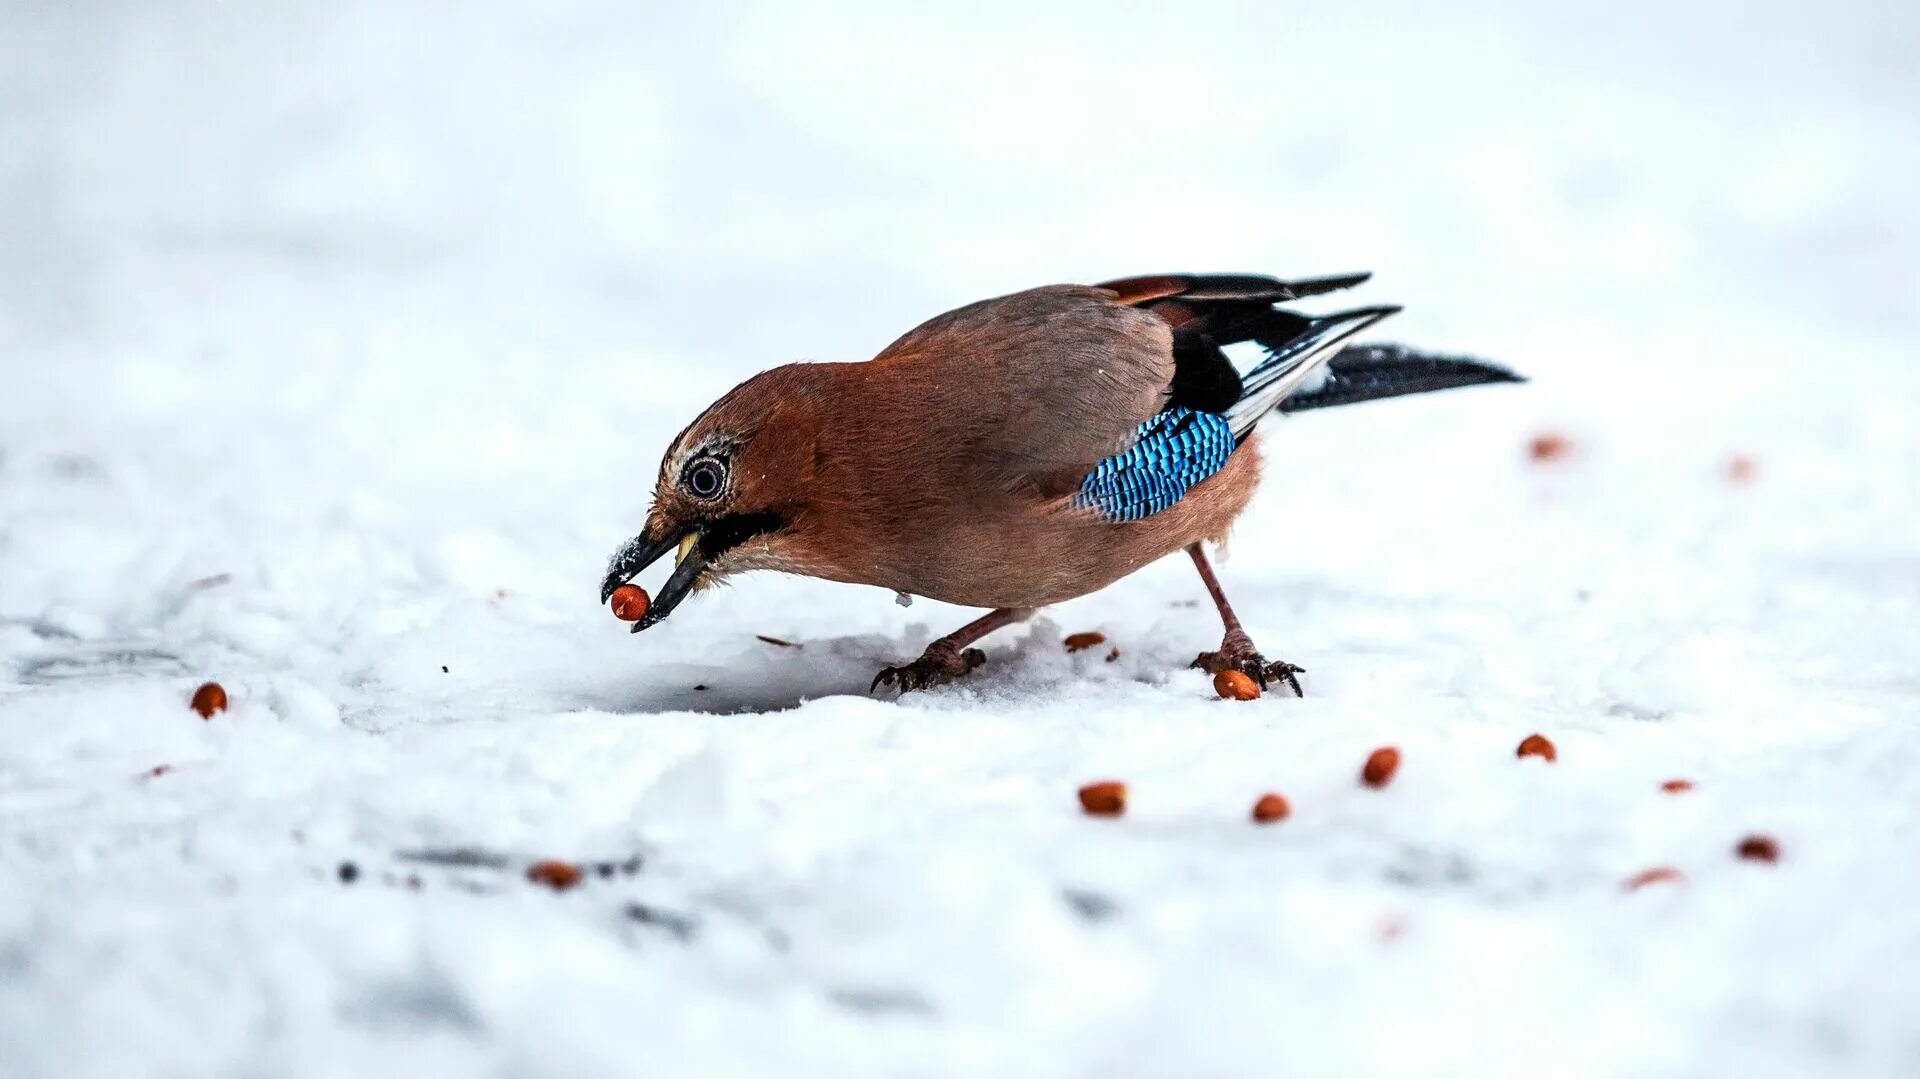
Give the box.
[697,512,785,558]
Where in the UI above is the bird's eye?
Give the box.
[684,457,727,500]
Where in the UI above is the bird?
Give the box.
[600,271,1520,696]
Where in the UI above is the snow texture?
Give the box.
[3,2,1918,1076]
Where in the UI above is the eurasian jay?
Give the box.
[600,272,1519,695]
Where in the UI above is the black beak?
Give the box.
[600,532,679,603]
[599,529,710,633]
[631,542,709,632]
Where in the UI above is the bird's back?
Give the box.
[861,285,1176,494]
[791,285,1252,607]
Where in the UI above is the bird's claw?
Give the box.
[1191,648,1306,698]
[870,647,986,695]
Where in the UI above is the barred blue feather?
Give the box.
[1075,406,1234,522]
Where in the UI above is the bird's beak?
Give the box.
[633,536,710,632]
[599,528,711,633]
[601,531,677,603]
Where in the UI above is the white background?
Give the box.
[3,2,1917,1075]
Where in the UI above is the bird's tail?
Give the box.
[1099,270,1523,437]
[1224,306,1399,440]
[1276,343,1525,416]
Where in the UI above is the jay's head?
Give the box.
[599,368,819,632]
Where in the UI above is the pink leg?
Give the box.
[872,607,1033,694]
[1187,544,1305,696]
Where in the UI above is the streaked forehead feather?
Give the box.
[656,371,790,487]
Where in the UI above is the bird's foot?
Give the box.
[1191,630,1305,697]
[871,645,986,695]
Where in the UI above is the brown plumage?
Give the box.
[602,272,1520,694]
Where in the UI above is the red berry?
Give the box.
[1251,793,1290,823]
[527,860,584,890]
[189,682,227,719]
[609,585,650,622]
[1516,733,1557,762]
[1213,670,1260,701]
[1063,631,1106,653]
[1624,866,1686,891]
[1078,781,1127,817]
[1528,432,1574,462]
[1361,747,1401,788]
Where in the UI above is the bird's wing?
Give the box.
[863,275,1397,515]
[868,285,1177,492]
[1073,405,1237,522]
[1098,271,1373,310]
[1061,274,1385,520]
[1098,272,1381,418]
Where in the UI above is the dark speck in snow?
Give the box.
[1062,888,1119,922]
[624,902,698,942]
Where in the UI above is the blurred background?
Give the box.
[7,1,1916,397]
[5,0,1915,628]
[4,3,1918,1076]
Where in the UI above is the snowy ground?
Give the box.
[4,2,1919,1076]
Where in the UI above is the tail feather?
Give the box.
[1276,344,1525,415]
[1100,269,1522,435]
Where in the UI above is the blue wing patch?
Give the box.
[1075,406,1235,522]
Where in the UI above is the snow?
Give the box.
[4,2,1919,1075]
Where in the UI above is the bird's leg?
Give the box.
[1186,543,1305,697]
[872,607,1033,694]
